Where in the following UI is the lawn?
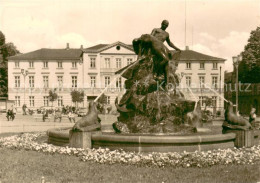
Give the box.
[0,125,259,183]
[0,148,259,183]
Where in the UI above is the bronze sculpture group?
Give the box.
[112,20,200,134]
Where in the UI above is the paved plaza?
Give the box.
[0,113,116,133]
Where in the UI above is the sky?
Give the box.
[0,0,260,72]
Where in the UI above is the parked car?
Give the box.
[76,107,88,117]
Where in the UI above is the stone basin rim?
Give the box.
[47,127,236,152]
[47,127,236,144]
[91,133,236,144]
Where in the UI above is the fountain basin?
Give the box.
[47,127,70,147]
[47,127,236,152]
[92,133,236,152]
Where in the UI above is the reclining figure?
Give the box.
[223,101,251,130]
[71,102,101,132]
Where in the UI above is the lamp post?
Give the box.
[78,57,84,107]
[232,54,242,114]
[21,69,29,105]
[218,66,222,114]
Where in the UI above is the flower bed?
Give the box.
[0,133,260,168]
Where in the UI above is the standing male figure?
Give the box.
[133,20,181,60]
[151,20,181,52]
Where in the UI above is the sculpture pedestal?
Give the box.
[69,130,102,149]
[222,121,260,148]
[223,129,254,148]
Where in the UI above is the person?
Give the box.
[54,109,62,123]
[6,109,11,121]
[62,105,66,114]
[12,105,17,115]
[68,110,76,123]
[6,109,15,121]
[22,104,27,115]
[249,107,257,125]
[42,109,48,122]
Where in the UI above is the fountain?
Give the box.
[47,21,260,152]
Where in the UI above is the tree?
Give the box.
[0,31,20,97]
[0,31,5,46]
[70,90,84,107]
[2,43,20,58]
[49,89,58,106]
[238,26,260,83]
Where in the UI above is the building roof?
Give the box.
[84,41,134,53]
[7,43,225,62]
[171,50,225,61]
[8,48,83,61]
[85,42,224,61]
[85,44,109,50]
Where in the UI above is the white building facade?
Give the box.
[8,46,84,109]
[8,42,225,112]
[175,47,225,112]
[82,42,137,106]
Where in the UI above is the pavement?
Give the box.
[1,113,258,134]
[0,113,116,133]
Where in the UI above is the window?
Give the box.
[90,76,96,88]
[213,62,218,69]
[43,76,49,88]
[116,58,122,68]
[57,76,63,88]
[105,58,110,68]
[105,76,110,87]
[212,76,218,88]
[15,96,20,107]
[105,96,110,104]
[199,96,206,107]
[57,61,63,68]
[29,61,34,68]
[72,61,77,68]
[127,58,133,66]
[43,61,48,68]
[212,96,217,107]
[15,61,20,68]
[90,58,96,68]
[43,96,49,107]
[199,76,205,88]
[29,96,34,107]
[58,96,63,107]
[29,76,34,88]
[15,76,20,88]
[116,77,122,88]
[200,62,205,69]
[72,76,77,88]
[186,76,191,87]
[186,62,191,69]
